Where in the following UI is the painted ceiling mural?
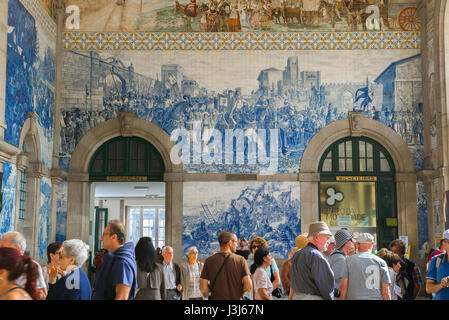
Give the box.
[64,0,420,33]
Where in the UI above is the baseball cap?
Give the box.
[355,233,375,244]
[443,229,449,241]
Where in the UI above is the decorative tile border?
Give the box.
[62,31,420,51]
[18,0,56,38]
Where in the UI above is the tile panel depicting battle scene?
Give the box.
[64,0,420,33]
[60,49,424,173]
[183,181,300,258]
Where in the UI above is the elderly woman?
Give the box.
[180,246,204,300]
[46,239,91,300]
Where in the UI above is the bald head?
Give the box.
[0,232,26,254]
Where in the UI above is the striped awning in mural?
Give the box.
[62,31,420,51]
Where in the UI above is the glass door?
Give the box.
[127,206,165,248]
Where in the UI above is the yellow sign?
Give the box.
[106,176,148,182]
[320,182,377,228]
[336,176,377,182]
[386,218,398,227]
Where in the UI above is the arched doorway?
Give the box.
[299,112,419,259]
[318,136,397,249]
[88,136,165,255]
[66,113,184,262]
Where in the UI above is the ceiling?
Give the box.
[94,182,165,198]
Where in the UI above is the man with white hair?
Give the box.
[338,233,391,300]
[0,231,47,299]
[161,245,182,300]
[289,221,335,300]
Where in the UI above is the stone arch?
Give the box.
[66,112,184,258]
[299,112,419,259]
[15,112,44,258]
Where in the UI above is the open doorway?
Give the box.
[92,181,166,254]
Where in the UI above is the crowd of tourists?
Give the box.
[0,220,448,300]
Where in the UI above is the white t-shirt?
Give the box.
[252,267,273,300]
[15,260,46,289]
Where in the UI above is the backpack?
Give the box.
[434,253,445,272]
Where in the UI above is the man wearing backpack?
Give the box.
[426,229,449,300]
[390,238,423,300]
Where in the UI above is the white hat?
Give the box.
[443,229,449,241]
[329,236,335,244]
[355,233,375,244]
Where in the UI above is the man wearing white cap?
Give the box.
[426,229,449,300]
[289,221,335,300]
[338,233,391,300]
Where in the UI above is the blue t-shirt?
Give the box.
[92,242,137,300]
[426,253,449,300]
[47,268,91,300]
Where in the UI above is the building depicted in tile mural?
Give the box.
[0,0,448,288]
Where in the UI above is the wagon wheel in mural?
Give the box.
[398,7,421,31]
[388,17,400,30]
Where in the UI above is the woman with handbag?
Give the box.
[249,237,283,298]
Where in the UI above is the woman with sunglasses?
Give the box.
[47,239,91,300]
[248,237,281,294]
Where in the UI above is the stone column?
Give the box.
[0,0,9,139]
[66,172,91,245]
[299,173,320,233]
[396,173,419,261]
[164,172,183,264]
[50,169,67,242]
[26,162,46,258]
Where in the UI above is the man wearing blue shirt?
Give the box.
[426,229,449,300]
[92,220,137,300]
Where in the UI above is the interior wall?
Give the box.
[58,0,427,259]
[0,0,56,260]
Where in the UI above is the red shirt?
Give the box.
[428,249,445,262]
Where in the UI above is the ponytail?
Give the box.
[21,256,39,300]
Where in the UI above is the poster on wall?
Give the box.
[319,181,377,232]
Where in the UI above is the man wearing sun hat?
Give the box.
[338,233,391,300]
[426,229,449,300]
[289,222,335,300]
[328,229,355,293]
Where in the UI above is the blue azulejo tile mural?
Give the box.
[55,182,67,243]
[60,49,423,173]
[0,162,17,234]
[6,0,55,168]
[37,177,51,260]
[417,181,429,260]
[183,181,300,258]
